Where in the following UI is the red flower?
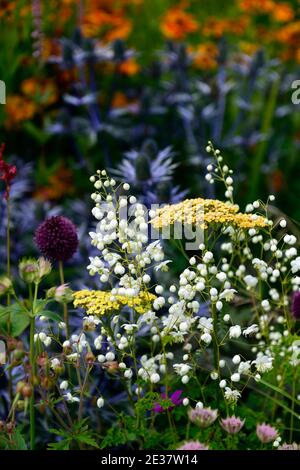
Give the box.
[0,143,17,199]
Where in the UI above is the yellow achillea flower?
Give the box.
[74,290,156,316]
[151,198,268,230]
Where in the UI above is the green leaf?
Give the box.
[10,314,30,337]
[0,305,10,319]
[39,310,62,322]
[48,428,67,437]
[75,434,99,448]
[34,299,48,316]
[48,439,70,450]
[13,429,28,450]
[23,122,50,145]
[0,303,30,337]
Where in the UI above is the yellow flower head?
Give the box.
[150,198,268,230]
[74,290,156,316]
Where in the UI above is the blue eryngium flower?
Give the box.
[114,139,187,205]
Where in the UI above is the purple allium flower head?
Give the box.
[278,442,299,450]
[177,441,208,451]
[292,292,300,320]
[188,407,218,428]
[220,416,245,434]
[35,216,78,262]
[256,423,278,443]
[153,389,183,413]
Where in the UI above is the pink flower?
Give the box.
[188,407,218,428]
[221,416,245,434]
[278,442,299,450]
[177,441,208,450]
[256,423,278,443]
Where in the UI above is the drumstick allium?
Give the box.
[35,215,78,261]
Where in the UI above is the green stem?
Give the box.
[78,366,90,422]
[6,202,10,278]
[29,283,38,450]
[58,260,70,339]
[29,315,36,450]
[6,195,11,306]
[290,374,296,442]
[6,196,13,402]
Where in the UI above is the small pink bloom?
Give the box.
[256,423,278,443]
[221,416,245,434]
[278,442,299,450]
[177,441,208,450]
[188,407,218,428]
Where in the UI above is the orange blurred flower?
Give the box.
[202,16,249,38]
[5,95,37,128]
[111,92,131,108]
[117,58,140,75]
[191,43,218,70]
[81,2,132,41]
[276,21,300,46]
[0,0,30,20]
[111,91,139,110]
[0,1,16,19]
[239,0,275,13]
[21,78,58,107]
[271,3,294,22]
[34,165,74,201]
[104,17,132,41]
[41,38,62,61]
[160,6,198,40]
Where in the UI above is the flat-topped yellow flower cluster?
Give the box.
[73,290,156,316]
[151,198,268,230]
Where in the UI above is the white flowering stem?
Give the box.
[211,303,221,406]
[58,260,70,339]
[281,279,291,332]
[211,303,220,375]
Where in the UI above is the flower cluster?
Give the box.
[151,197,268,230]
[2,143,300,451]
[73,289,156,316]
